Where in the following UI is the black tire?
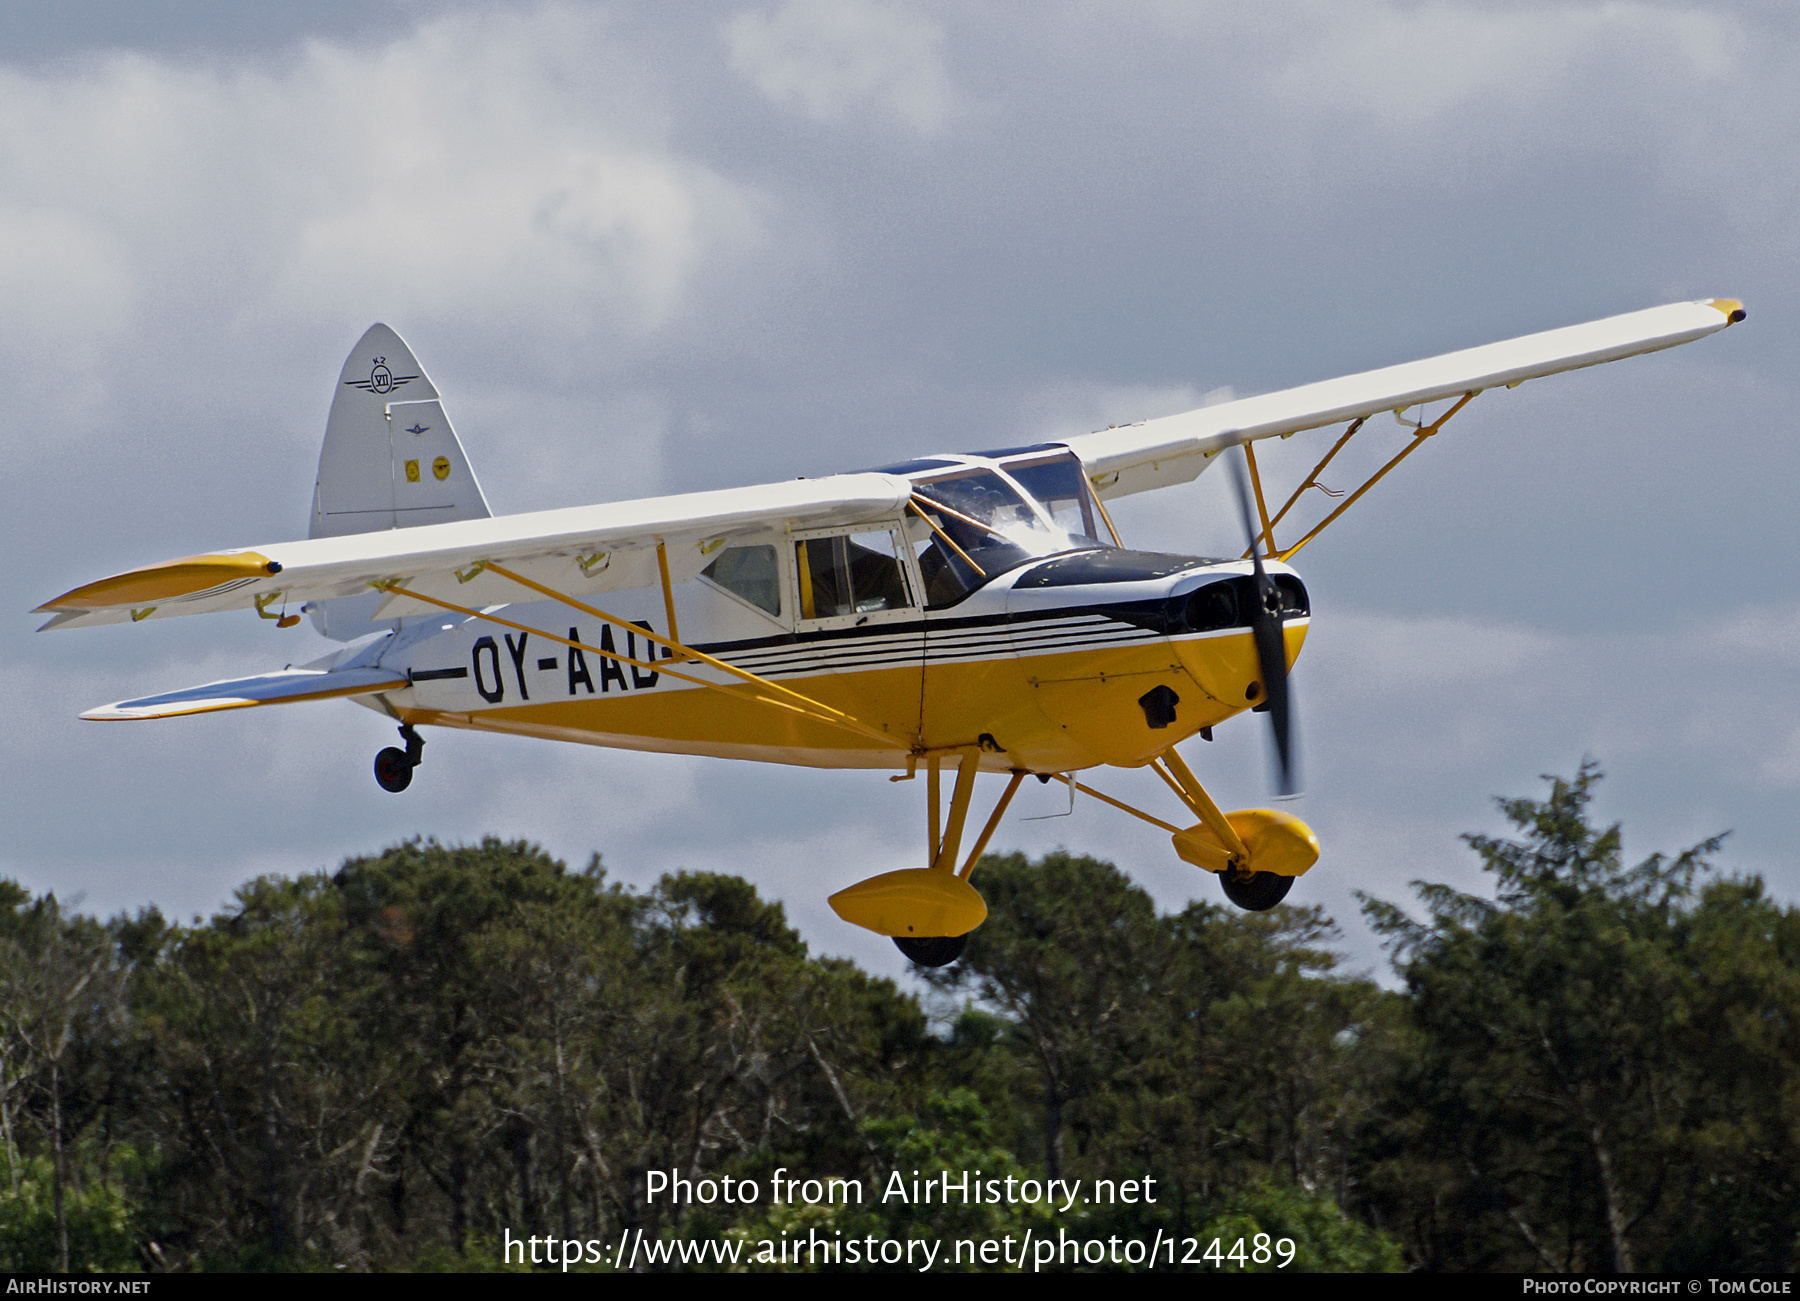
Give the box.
[894,934,968,968]
[1219,869,1293,911]
[374,747,415,793]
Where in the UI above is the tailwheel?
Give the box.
[373,724,425,793]
[1219,868,1294,912]
[894,934,968,968]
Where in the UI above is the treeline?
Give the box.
[0,764,1795,1272]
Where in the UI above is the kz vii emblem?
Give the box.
[344,356,419,396]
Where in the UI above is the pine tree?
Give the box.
[1360,762,1800,1272]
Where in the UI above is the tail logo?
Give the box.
[344,355,419,396]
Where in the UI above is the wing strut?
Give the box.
[476,560,902,745]
[1261,416,1364,539]
[1238,390,1477,563]
[372,571,907,751]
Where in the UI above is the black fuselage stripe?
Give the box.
[718,631,1160,677]
[685,607,1147,656]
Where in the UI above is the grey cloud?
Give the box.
[725,0,956,134]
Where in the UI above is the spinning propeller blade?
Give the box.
[1228,449,1300,796]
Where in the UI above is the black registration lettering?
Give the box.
[597,625,628,693]
[503,632,531,700]
[628,621,661,689]
[567,628,594,695]
[471,637,505,703]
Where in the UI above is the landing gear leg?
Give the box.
[831,754,1025,969]
[374,724,425,793]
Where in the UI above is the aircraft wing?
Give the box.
[1064,299,1745,500]
[36,472,914,631]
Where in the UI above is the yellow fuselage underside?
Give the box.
[396,621,1307,774]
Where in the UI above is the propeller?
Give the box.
[1227,447,1300,797]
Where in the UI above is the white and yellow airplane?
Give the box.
[35,299,1745,964]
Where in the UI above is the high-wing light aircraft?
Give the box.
[36,299,1745,965]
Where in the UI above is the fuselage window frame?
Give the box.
[788,521,922,632]
[697,539,788,623]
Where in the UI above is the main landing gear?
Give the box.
[374,724,425,793]
[829,750,1024,971]
[894,934,968,968]
[1144,749,1320,913]
[1219,867,1294,912]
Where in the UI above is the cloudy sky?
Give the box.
[3,0,1794,984]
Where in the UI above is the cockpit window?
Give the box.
[906,474,1022,607]
[1000,451,1110,548]
[701,543,782,616]
[795,529,913,621]
[906,464,1098,607]
[869,448,1116,608]
[913,468,1043,540]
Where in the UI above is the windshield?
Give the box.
[1001,451,1110,549]
[900,452,1113,607]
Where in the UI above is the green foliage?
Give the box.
[725,1089,1054,1272]
[0,1155,139,1272]
[0,888,136,1272]
[111,839,943,1268]
[1195,1179,1404,1273]
[1359,762,1800,1272]
[1,765,1788,1274]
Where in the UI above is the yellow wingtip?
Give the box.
[1706,298,1747,324]
[36,551,279,613]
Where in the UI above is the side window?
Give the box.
[794,529,914,621]
[701,543,782,616]
[903,509,982,609]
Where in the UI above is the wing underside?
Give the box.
[37,472,915,632]
[1063,299,1744,500]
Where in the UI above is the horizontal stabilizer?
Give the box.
[82,666,407,721]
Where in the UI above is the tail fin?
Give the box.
[309,323,490,538]
[306,324,491,639]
